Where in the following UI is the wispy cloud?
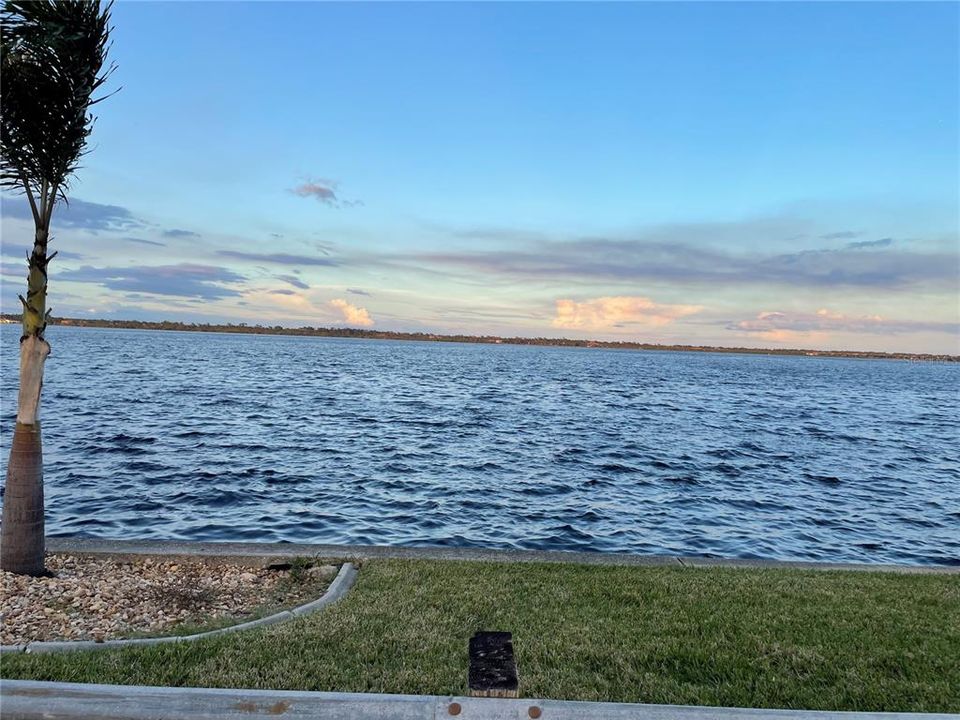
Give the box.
[347,288,370,296]
[731,308,958,340]
[446,226,548,243]
[845,237,893,250]
[57,264,246,299]
[331,298,373,326]
[1,243,85,261]
[292,180,338,205]
[552,296,702,331]
[290,178,363,208]
[820,231,862,240]
[1,261,24,277]
[277,274,309,289]
[122,237,166,247]
[406,232,956,290]
[217,250,337,267]
[162,228,200,239]
[2,196,143,233]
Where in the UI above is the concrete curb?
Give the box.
[1,681,956,720]
[0,562,357,656]
[45,537,959,573]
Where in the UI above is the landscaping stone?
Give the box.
[0,553,332,645]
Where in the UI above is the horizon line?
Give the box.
[1,314,956,362]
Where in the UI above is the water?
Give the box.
[1,325,958,565]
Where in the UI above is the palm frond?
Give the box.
[0,0,115,214]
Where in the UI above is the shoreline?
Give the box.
[46,538,960,573]
[2,315,956,363]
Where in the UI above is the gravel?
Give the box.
[1,554,337,645]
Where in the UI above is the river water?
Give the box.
[1,325,957,564]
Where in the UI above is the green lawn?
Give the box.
[3,559,958,712]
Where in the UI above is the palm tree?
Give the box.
[1,0,114,575]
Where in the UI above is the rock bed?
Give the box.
[1,554,336,645]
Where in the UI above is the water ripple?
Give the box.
[1,326,958,565]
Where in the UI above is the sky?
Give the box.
[1,1,958,353]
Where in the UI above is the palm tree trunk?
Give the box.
[2,422,46,575]
[1,228,51,576]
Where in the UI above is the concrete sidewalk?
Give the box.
[46,537,958,573]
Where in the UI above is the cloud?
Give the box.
[122,237,166,247]
[1,243,84,260]
[552,296,702,331]
[738,327,830,345]
[2,196,142,233]
[277,274,309,289]
[731,308,958,340]
[217,250,337,267]
[347,288,370,296]
[292,180,338,205]
[243,287,312,313]
[162,228,200,239]
[449,227,548,243]
[820,231,862,240]
[290,179,362,208]
[760,244,947,287]
[845,237,893,250]
[413,240,735,285]
[1,261,24,277]
[407,233,956,290]
[330,298,373,326]
[57,264,246,299]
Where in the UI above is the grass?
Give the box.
[3,559,958,712]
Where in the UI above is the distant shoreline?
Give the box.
[1,314,957,362]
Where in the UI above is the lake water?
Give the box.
[1,325,957,565]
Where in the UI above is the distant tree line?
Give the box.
[2,314,956,362]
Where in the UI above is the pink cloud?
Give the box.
[292,180,338,205]
[331,298,373,326]
[732,308,955,341]
[290,178,363,208]
[552,296,702,331]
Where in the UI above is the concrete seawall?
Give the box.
[46,537,958,573]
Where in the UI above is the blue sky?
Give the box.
[1,1,958,352]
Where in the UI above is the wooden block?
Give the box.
[468,631,518,698]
